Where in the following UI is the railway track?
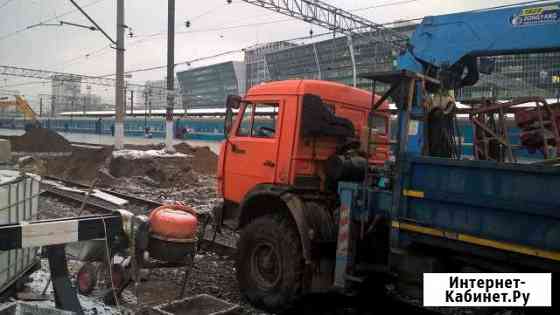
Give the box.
[42,175,163,210]
[40,175,237,257]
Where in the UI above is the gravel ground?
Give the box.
[22,142,453,315]
[38,194,97,219]
[34,175,267,315]
[28,194,470,315]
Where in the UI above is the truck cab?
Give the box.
[218,79,389,205]
[216,79,389,310]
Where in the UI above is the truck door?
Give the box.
[223,102,281,203]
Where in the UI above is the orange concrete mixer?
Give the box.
[148,202,199,263]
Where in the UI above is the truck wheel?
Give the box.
[236,214,304,311]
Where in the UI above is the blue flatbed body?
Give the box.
[339,156,560,267]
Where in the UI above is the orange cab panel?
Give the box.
[220,80,390,203]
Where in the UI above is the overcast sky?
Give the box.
[0,0,534,105]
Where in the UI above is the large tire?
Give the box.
[236,214,304,312]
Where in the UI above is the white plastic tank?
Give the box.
[0,170,41,294]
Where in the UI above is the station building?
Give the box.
[175,24,559,109]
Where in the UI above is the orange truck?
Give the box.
[215,79,389,311]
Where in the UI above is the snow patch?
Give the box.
[112,149,189,159]
[0,170,22,185]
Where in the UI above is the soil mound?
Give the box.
[174,142,217,174]
[124,143,165,151]
[108,150,195,188]
[9,128,72,154]
[45,145,113,183]
[173,142,196,155]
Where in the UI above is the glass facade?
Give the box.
[259,25,559,101]
[177,25,559,111]
[176,61,246,109]
[458,53,560,101]
[262,25,416,92]
[245,41,297,89]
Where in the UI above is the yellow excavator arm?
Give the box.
[0,95,37,121]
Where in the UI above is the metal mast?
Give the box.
[114,0,125,149]
[165,0,176,152]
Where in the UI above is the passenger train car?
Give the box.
[0,109,548,160]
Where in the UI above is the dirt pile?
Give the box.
[24,140,217,188]
[7,128,73,154]
[45,145,113,184]
[106,150,195,188]
[124,143,165,151]
[174,142,218,174]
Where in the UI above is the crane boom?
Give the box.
[398,1,560,89]
[240,0,408,50]
[0,95,38,121]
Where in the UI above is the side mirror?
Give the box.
[226,95,241,110]
[224,95,241,138]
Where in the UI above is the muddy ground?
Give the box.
[8,129,456,315]
[11,129,266,314]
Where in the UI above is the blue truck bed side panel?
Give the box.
[399,157,560,251]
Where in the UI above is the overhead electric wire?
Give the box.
[353,0,419,12]
[133,0,422,41]
[4,0,541,97]
[1,81,48,88]
[52,0,420,71]
[0,0,107,41]
[187,3,225,23]
[52,44,113,70]
[0,0,15,10]
[97,49,244,77]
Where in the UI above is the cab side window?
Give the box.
[252,103,278,138]
[236,102,279,138]
[237,104,254,137]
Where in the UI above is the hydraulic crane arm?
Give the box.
[0,95,38,121]
[388,2,560,156]
[398,2,560,89]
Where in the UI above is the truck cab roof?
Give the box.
[246,79,389,111]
